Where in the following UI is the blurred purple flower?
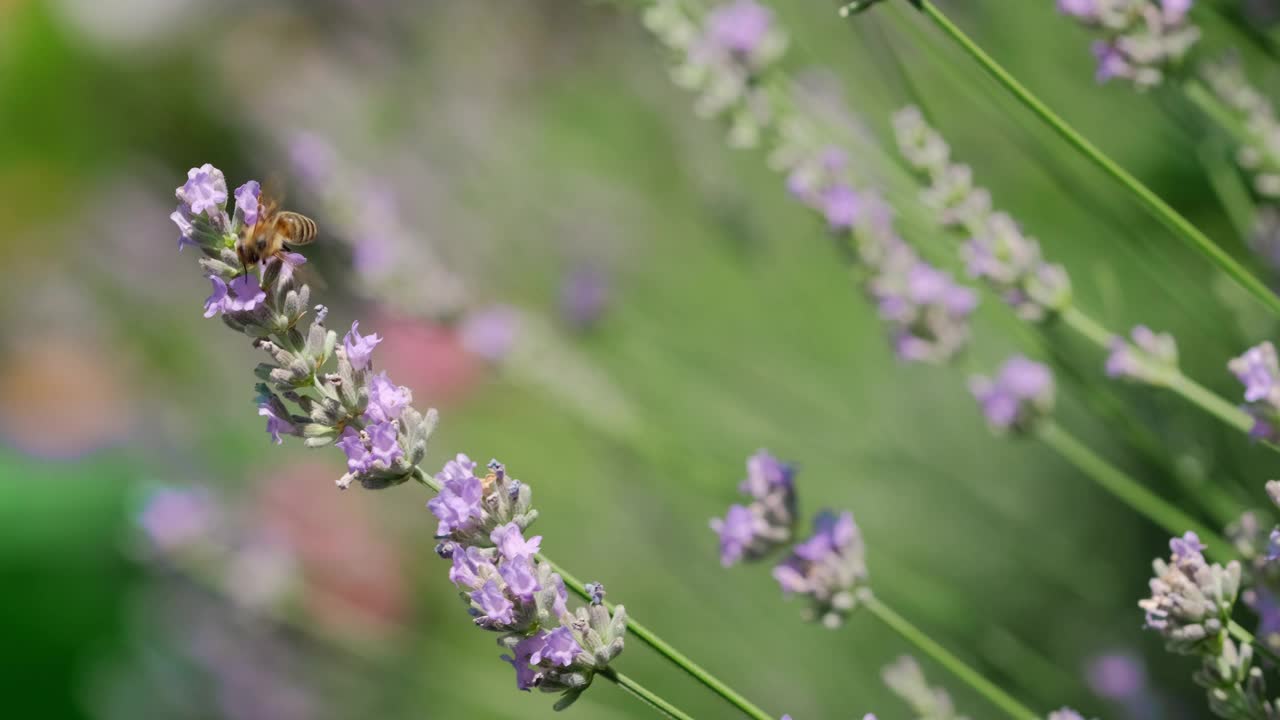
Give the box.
[472,580,516,627]
[367,421,402,468]
[772,510,868,627]
[969,355,1054,431]
[499,555,542,601]
[289,132,335,187]
[1231,342,1279,403]
[336,427,374,475]
[1092,41,1131,84]
[822,184,861,230]
[1162,0,1192,23]
[227,274,266,313]
[740,449,794,499]
[138,486,214,551]
[459,305,520,362]
[711,504,758,567]
[561,266,610,329]
[234,180,261,227]
[1085,651,1147,701]
[364,372,412,423]
[203,276,230,318]
[343,321,382,371]
[177,163,227,216]
[706,0,773,55]
[258,403,294,445]
[1057,0,1097,19]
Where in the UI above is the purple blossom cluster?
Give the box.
[428,457,626,704]
[710,450,798,566]
[969,355,1056,433]
[1229,341,1280,441]
[173,165,621,709]
[172,164,435,490]
[893,107,1072,322]
[644,0,786,147]
[1058,0,1200,90]
[712,451,870,627]
[1139,531,1241,655]
[784,144,979,364]
[1203,57,1280,201]
[1105,325,1179,385]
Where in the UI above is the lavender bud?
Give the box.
[772,510,869,628]
[711,450,798,566]
[1229,342,1280,442]
[970,355,1055,434]
[584,582,606,606]
[1106,325,1180,385]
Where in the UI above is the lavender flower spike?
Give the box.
[970,355,1055,434]
[772,510,869,627]
[882,656,968,720]
[1106,325,1178,385]
[1229,341,1280,442]
[1058,0,1201,90]
[711,449,798,566]
[1138,531,1242,655]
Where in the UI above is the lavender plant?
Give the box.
[170,162,775,720]
[1057,0,1201,89]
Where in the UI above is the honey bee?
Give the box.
[235,180,319,268]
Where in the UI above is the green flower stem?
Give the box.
[891,0,1280,318]
[1229,620,1280,666]
[410,469,774,720]
[862,593,1039,720]
[601,668,697,720]
[1057,306,1258,436]
[1035,421,1232,557]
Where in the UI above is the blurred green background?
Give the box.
[4,0,1280,717]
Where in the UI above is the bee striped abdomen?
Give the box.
[278,212,318,246]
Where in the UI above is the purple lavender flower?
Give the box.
[227,274,266,313]
[969,355,1054,432]
[366,421,403,468]
[449,545,495,589]
[1269,528,1280,562]
[1056,0,1097,19]
[1085,651,1147,701]
[561,266,610,329]
[1229,342,1280,441]
[772,510,868,627]
[472,580,516,627]
[1092,41,1131,84]
[258,403,294,445]
[491,522,543,561]
[822,184,861,230]
[1231,342,1279,404]
[427,468,484,536]
[1170,530,1207,564]
[364,372,411,423]
[203,276,231,318]
[502,634,546,691]
[234,181,261,227]
[459,305,520,362]
[138,486,214,551]
[177,163,227,216]
[705,0,773,56]
[171,208,198,251]
[336,427,374,475]
[342,321,382,371]
[533,626,582,667]
[740,449,794,499]
[1139,531,1242,654]
[499,555,542,601]
[1162,0,1192,23]
[711,504,759,567]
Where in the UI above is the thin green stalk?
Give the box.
[1035,421,1231,557]
[1197,138,1257,241]
[889,0,1280,318]
[862,594,1040,720]
[1230,620,1280,666]
[1058,306,1258,436]
[601,668,698,720]
[410,470,774,720]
